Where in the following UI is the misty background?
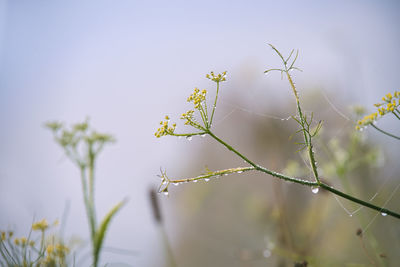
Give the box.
[1,1,400,266]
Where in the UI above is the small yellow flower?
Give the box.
[55,243,70,256]
[357,90,400,131]
[46,244,54,254]
[206,71,227,83]
[32,219,49,231]
[14,238,20,245]
[155,116,176,138]
[1,231,5,241]
[20,237,27,246]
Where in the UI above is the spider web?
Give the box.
[213,88,400,232]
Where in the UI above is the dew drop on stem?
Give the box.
[204,178,210,182]
[263,249,271,258]
[200,134,206,138]
[163,191,169,196]
[381,212,387,217]
[186,136,193,141]
[311,186,319,194]
[193,180,198,183]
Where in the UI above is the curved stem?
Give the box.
[209,82,220,127]
[370,124,400,140]
[392,110,400,120]
[206,130,400,220]
[285,71,320,184]
[320,183,400,219]
[206,130,257,168]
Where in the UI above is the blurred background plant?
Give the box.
[46,120,126,267]
[0,219,72,267]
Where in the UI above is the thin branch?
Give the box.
[370,124,400,140]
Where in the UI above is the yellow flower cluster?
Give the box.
[187,87,207,109]
[206,71,227,83]
[155,115,176,138]
[180,110,197,126]
[13,237,28,246]
[375,92,400,115]
[45,243,69,259]
[356,91,400,130]
[32,219,49,231]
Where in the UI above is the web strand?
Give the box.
[320,90,351,121]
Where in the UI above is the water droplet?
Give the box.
[311,186,319,194]
[204,178,210,182]
[223,173,228,176]
[186,136,193,141]
[349,214,353,217]
[178,136,182,139]
[381,212,387,217]
[237,171,243,174]
[263,249,271,258]
[201,134,206,138]
[193,180,198,183]
[163,191,169,196]
[173,183,180,186]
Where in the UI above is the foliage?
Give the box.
[45,120,126,267]
[0,219,70,267]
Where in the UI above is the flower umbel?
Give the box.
[32,219,49,232]
[356,90,400,129]
[154,71,227,138]
[206,71,227,83]
[155,116,177,138]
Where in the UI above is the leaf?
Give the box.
[93,200,127,263]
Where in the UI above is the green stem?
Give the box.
[209,81,220,127]
[206,130,400,219]
[198,105,208,128]
[207,130,316,186]
[319,183,400,219]
[206,130,257,168]
[80,164,97,267]
[391,110,400,120]
[171,131,207,138]
[285,71,321,184]
[370,124,400,140]
[87,148,99,267]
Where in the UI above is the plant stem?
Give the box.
[319,183,400,219]
[209,81,220,127]
[206,130,400,219]
[392,110,400,120]
[80,162,98,267]
[370,124,400,140]
[285,71,321,185]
